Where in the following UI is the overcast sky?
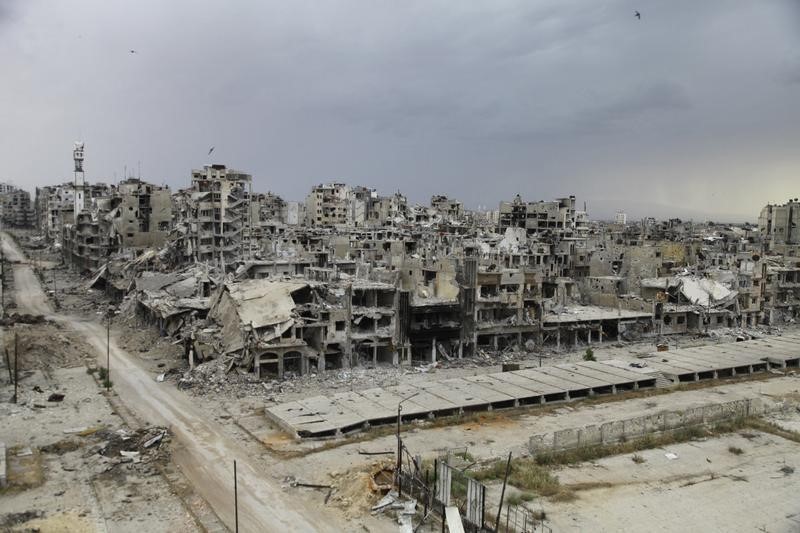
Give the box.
[1,1,798,220]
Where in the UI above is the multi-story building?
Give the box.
[306,183,352,227]
[430,195,463,222]
[498,195,580,237]
[184,164,253,270]
[110,178,173,251]
[0,184,34,228]
[759,199,800,254]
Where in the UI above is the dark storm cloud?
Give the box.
[1,0,799,221]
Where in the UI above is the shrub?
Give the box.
[728,446,744,455]
[583,348,596,362]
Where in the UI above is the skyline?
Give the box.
[1,0,799,220]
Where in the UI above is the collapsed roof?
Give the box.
[208,279,310,354]
[641,275,738,308]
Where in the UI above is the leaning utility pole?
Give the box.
[495,452,513,532]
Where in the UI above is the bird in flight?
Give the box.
[634,11,641,19]
[130,49,137,54]
[208,146,215,156]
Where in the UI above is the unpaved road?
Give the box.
[2,233,340,532]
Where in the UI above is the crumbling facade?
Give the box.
[0,184,34,228]
[32,147,800,380]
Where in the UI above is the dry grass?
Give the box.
[473,457,561,497]
[532,418,758,467]
[744,418,800,444]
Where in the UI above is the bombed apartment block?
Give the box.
[205,277,400,379]
[759,198,800,254]
[110,178,172,250]
[0,183,35,228]
[178,164,252,270]
[305,183,409,228]
[498,194,587,238]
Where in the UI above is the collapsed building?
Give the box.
[34,145,800,379]
[206,277,401,378]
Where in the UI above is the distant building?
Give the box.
[0,183,34,228]
[498,195,580,236]
[182,164,253,270]
[615,211,627,225]
[110,178,173,251]
[759,199,799,251]
[305,183,407,228]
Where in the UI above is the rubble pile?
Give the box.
[94,426,171,475]
[0,313,49,326]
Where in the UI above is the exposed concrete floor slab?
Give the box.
[266,335,800,437]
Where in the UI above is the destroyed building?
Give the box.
[34,147,800,379]
[759,198,800,255]
[110,178,173,251]
[0,183,34,228]
[206,277,400,378]
[174,164,253,269]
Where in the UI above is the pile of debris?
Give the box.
[327,461,395,519]
[0,313,49,326]
[93,426,171,474]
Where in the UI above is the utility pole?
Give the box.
[495,452,513,532]
[1,242,5,317]
[396,392,420,495]
[13,332,19,403]
[106,308,111,392]
[234,460,239,533]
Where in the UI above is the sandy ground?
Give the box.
[0,365,197,532]
[540,426,800,532]
[1,233,200,533]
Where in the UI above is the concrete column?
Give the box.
[431,337,437,363]
[372,345,377,366]
[556,329,561,349]
[587,329,592,344]
[278,354,285,379]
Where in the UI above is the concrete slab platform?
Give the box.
[264,335,800,438]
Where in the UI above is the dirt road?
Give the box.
[1,233,339,532]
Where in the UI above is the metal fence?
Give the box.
[396,444,552,532]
